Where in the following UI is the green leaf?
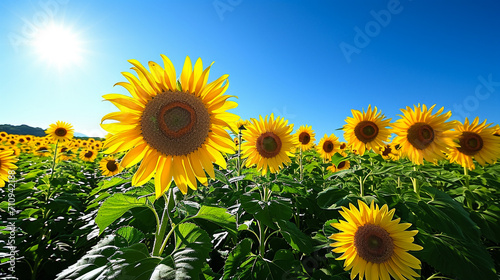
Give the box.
[115,226,145,247]
[95,193,152,235]
[415,231,497,280]
[330,152,349,168]
[223,238,253,280]
[173,223,213,279]
[184,205,237,236]
[276,220,313,254]
[241,193,293,229]
[316,186,349,209]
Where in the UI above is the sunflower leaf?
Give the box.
[95,193,153,235]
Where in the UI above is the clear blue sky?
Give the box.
[1,0,499,141]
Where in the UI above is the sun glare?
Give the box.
[32,23,84,68]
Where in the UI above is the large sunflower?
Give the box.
[99,156,123,176]
[343,105,392,155]
[447,117,500,170]
[392,104,457,165]
[330,200,423,280]
[45,121,74,142]
[101,55,239,198]
[317,134,341,161]
[295,125,316,151]
[0,150,18,188]
[241,114,295,175]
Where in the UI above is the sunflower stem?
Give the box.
[412,166,420,196]
[463,166,470,190]
[299,147,303,181]
[358,176,364,197]
[152,192,171,256]
[49,140,59,182]
[257,219,267,257]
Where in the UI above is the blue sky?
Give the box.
[1,0,499,142]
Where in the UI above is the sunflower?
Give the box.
[45,121,74,142]
[295,125,316,151]
[392,104,457,165]
[343,105,392,155]
[330,200,423,280]
[339,142,347,150]
[0,150,17,188]
[378,144,401,161]
[0,132,7,138]
[101,55,239,197]
[34,145,51,157]
[79,149,98,162]
[241,114,295,175]
[317,134,341,161]
[99,156,123,176]
[57,145,77,162]
[447,117,500,170]
[327,152,351,173]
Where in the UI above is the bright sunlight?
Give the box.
[32,23,84,68]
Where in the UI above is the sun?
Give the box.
[32,23,84,68]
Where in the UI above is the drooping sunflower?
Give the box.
[99,156,123,176]
[392,104,458,165]
[447,117,500,170]
[330,200,423,280]
[317,134,341,161]
[295,125,316,151]
[241,114,295,175]
[0,150,18,188]
[343,105,392,155]
[101,55,239,197]
[79,149,98,162]
[45,121,74,142]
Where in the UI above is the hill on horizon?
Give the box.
[0,124,90,138]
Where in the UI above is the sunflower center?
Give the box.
[323,141,334,153]
[457,132,483,156]
[354,224,394,264]
[61,148,68,153]
[299,132,311,145]
[84,151,94,158]
[382,146,392,157]
[55,128,67,137]
[256,132,282,158]
[106,160,118,172]
[337,161,346,169]
[141,91,211,156]
[407,123,435,150]
[354,121,379,143]
[340,143,346,150]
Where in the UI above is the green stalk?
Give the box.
[49,140,59,181]
[236,129,242,191]
[299,147,303,181]
[358,176,364,197]
[463,166,470,189]
[412,166,420,196]
[152,193,171,256]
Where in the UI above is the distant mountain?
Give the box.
[0,124,45,136]
[74,132,88,137]
[0,124,99,140]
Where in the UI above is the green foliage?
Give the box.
[3,145,500,279]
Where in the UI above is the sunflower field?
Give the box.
[1,55,500,280]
